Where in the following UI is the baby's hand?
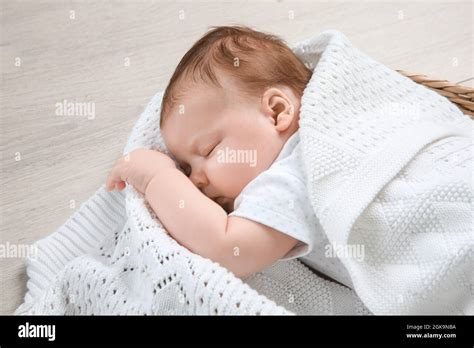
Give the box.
[105,148,176,194]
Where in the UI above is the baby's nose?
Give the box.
[192,177,214,198]
[190,171,208,190]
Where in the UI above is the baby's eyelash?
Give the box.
[180,142,218,176]
[205,143,217,157]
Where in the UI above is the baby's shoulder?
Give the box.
[267,142,306,183]
[242,145,307,199]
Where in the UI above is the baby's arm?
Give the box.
[145,167,299,278]
[106,148,298,278]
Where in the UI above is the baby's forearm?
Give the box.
[144,167,228,258]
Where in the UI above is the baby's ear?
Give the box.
[261,87,296,132]
[275,104,294,132]
[275,112,293,132]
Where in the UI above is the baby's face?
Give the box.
[161,78,298,212]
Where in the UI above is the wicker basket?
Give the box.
[398,70,474,119]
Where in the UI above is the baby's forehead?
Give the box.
[162,75,256,138]
[175,84,225,113]
[166,85,241,126]
[162,96,221,140]
[179,72,251,107]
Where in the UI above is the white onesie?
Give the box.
[229,131,353,288]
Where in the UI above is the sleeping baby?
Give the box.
[105,26,352,286]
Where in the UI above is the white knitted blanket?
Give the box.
[15,30,473,315]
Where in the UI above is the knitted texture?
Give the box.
[15,30,472,315]
[296,31,473,314]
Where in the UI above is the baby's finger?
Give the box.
[105,173,114,191]
[110,163,130,189]
[106,163,122,191]
[106,176,116,191]
[116,181,126,191]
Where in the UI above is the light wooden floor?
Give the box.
[1,0,472,314]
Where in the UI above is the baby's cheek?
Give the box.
[208,160,244,193]
[210,160,234,186]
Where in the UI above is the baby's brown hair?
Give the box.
[159,25,312,126]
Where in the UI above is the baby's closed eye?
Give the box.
[202,141,219,157]
[205,143,218,157]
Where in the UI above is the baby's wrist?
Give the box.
[144,166,179,197]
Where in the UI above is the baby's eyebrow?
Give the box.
[172,135,201,167]
[188,134,201,152]
[189,131,215,153]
